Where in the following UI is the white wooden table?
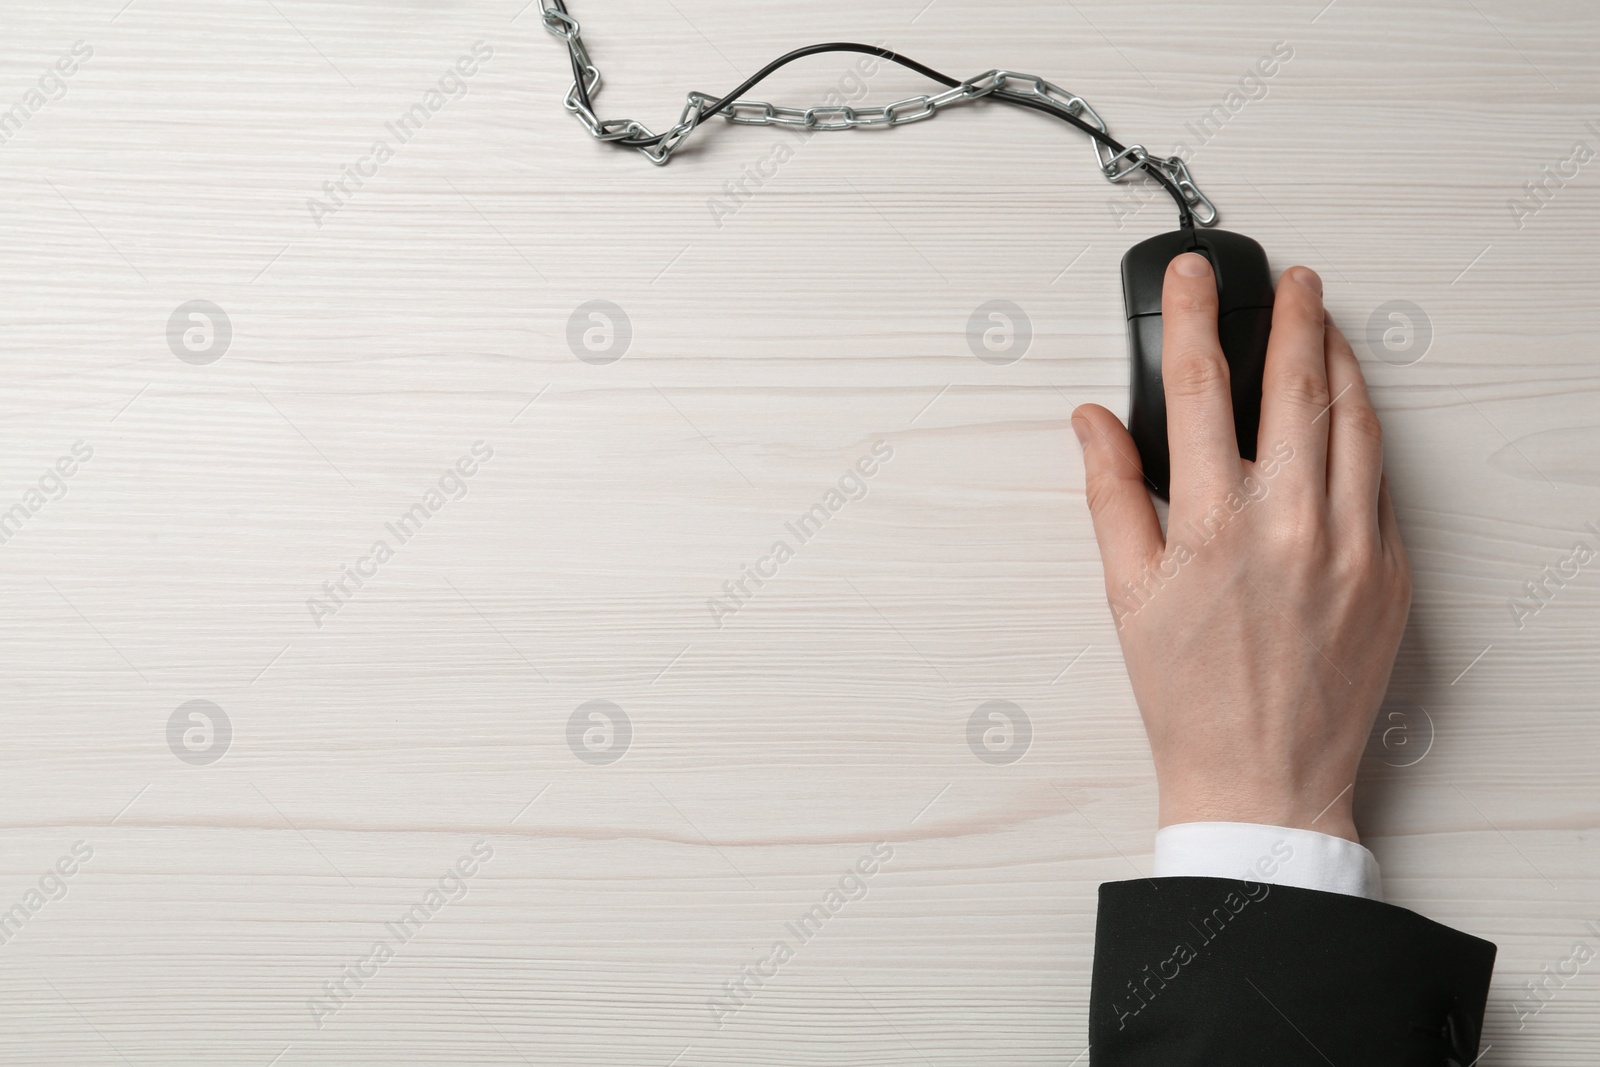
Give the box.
[1,1,1596,1063]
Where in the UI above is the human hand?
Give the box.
[1072,254,1410,844]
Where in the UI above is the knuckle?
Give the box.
[1394,563,1414,609]
[1288,291,1325,330]
[1274,370,1331,412]
[1327,323,1358,361]
[1088,470,1113,515]
[1084,468,1124,517]
[1334,535,1379,577]
[1387,547,1414,604]
[1169,288,1215,317]
[1343,403,1385,448]
[1166,351,1230,399]
[1267,507,1326,553]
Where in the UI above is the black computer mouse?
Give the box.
[1122,229,1275,499]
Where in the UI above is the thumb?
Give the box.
[1073,404,1164,584]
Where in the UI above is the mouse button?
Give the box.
[1126,313,1170,497]
[1120,252,1165,319]
[1192,246,1220,291]
[1127,313,1165,374]
[1216,305,1273,372]
[1209,233,1275,316]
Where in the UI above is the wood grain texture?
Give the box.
[0,0,1596,1063]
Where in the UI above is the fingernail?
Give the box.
[1293,266,1323,294]
[1071,418,1090,448]
[1173,252,1211,277]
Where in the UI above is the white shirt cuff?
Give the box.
[1153,821,1383,901]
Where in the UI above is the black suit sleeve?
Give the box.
[1089,877,1496,1066]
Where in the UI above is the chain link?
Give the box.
[538,0,1217,224]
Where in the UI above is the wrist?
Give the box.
[1159,786,1360,844]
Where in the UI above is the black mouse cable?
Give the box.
[548,4,1198,230]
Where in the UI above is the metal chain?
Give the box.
[538,0,1217,225]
